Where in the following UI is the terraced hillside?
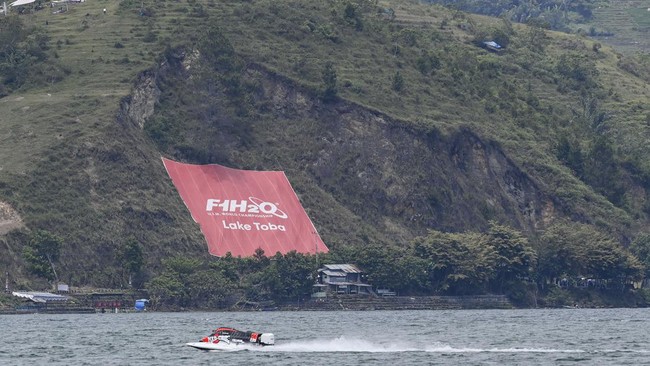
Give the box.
[590,0,650,54]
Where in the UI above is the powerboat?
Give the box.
[186,327,275,351]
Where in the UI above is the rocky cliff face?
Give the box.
[0,201,23,236]
[117,70,161,129]
[139,51,562,247]
[251,67,556,239]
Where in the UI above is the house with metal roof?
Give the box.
[12,291,70,303]
[11,291,94,314]
[312,264,373,298]
[482,41,503,52]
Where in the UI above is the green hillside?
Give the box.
[1,0,649,297]
[422,0,650,54]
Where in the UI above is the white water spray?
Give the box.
[231,336,591,354]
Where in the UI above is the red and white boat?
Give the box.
[186,327,275,351]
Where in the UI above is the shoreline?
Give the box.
[3,291,649,314]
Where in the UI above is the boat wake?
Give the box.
[266,337,420,353]
[231,336,650,354]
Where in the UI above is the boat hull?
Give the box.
[186,342,267,351]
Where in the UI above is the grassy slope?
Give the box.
[192,0,646,229]
[1,1,148,176]
[147,0,647,241]
[0,0,208,285]
[0,0,649,286]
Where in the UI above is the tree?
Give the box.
[413,231,468,292]
[525,20,549,53]
[555,54,599,90]
[578,231,643,284]
[262,251,317,302]
[199,25,238,74]
[537,222,643,285]
[556,136,584,177]
[343,2,364,31]
[536,223,583,284]
[146,256,236,309]
[321,61,338,102]
[116,238,144,287]
[0,17,56,90]
[186,269,234,308]
[584,136,624,206]
[23,230,62,283]
[396,255,430,294]
[163,256,202,280]
[353,243,407,292]
[629,234,650,279]
[413,231,495,294]
[0,16,29,88]
[147,273,184,308]
[416,51,441,76]
[492,20,512,49]
[397,28,418,47]
[483,222,536,292]
[197,25,246,109]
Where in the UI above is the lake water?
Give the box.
[1,308,648,365]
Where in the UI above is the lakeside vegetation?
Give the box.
[18,223,647,309]
[1,0,649,308]
[144,221,650,309]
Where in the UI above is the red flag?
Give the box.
[162,158,328,257]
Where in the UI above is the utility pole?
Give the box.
[312,230,320,268]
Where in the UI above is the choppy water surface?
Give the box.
[1,308,649,365]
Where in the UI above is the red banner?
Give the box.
[162,158,328,257]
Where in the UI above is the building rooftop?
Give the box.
[320,264,363,273]
[12,291,70,303]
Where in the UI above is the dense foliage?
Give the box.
[146,222,644,308]
[146,250,319,309]
[0,16,68,96]
[23,230,62,283]
[116,239,145,287]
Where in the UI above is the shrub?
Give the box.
[392,71,404,92]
